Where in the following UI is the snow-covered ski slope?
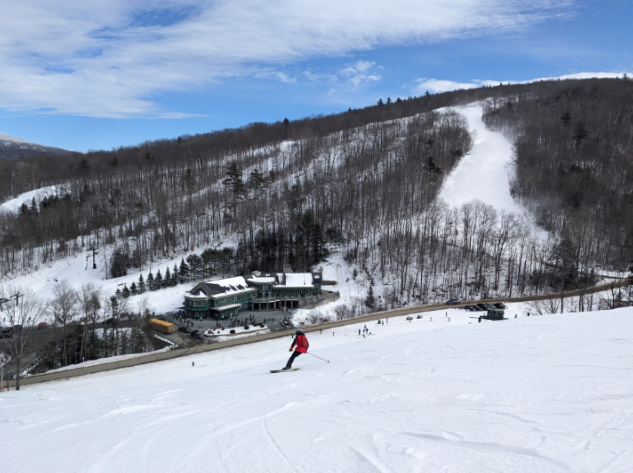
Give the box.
[3,306,632,472]
[438,104,524,214]
[0,184,68,214]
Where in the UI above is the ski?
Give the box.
[270,368,300,373]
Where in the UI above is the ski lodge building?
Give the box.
[183,267,322,319]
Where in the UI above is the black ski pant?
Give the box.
[286,351,302,368]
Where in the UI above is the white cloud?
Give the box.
[536,72,631,81]
[339,61,382,87]
[416,79,482,93]
[416,72,632,94]
[0,0,576,117]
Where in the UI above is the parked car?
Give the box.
[104,318,114,324]
[494,302,507,309]
[475,303,487,311]
[446,299,460,305]
[178,326,191,333]
[483,303,495,310]
[38,322,47,329]
[463,305,475,311]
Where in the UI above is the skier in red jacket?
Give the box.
[283,329,309,370]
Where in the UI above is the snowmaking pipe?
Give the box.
[307,352,329,363]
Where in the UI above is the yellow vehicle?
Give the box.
[149,318,177,334]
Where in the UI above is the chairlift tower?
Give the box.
[0,292,23,311]
[86,245,99,270]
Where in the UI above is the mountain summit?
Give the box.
[0,131,70,160]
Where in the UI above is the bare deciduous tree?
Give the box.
[49,281,79,366]
[0,286,44,390]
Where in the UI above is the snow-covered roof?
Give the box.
[274,273,315,288]
[184,292,208,299]
[212,276,249,290]
[191,276,257,299]
[248,277,276,284]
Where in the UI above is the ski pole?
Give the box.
[307,352,329,363]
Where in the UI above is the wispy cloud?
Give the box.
[416,72,632,94]
[339,61,382,87]
[0,0,576,117]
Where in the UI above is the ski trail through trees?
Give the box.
[438,103,524,215]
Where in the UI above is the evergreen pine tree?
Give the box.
[172,264,179,286]
[222,161,246,221]
[179,258,189,283]
[365,282,375,311]
[115,288,122,299]
[30,197,38,215]
[186,254,202,280]
[109,248,128,278]
[147,271,155,291]
[110,295,119,314]
[138,273,146,293]
[130,281,137,295]
[573,122,588,146]
[164,267,171,287]
[155,270,163,289]
[122,285,130,298]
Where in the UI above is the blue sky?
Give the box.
[0,0,631,152]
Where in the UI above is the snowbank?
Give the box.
[43,346,172,374]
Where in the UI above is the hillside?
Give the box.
[0,131,70,161]
[2,78,632,323]
[482,79,633,273]
[2,306,632,472]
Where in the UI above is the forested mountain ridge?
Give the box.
[1,77,632,314]
[0,131,70,161]
[0,107,473,284]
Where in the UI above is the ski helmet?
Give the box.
[296,329,303,335]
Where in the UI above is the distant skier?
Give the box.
[283,329,309,370]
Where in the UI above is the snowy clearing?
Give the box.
[438,104,525,215]
[2,306,632,472]
[0,184,69,214]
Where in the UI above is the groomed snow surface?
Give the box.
[3,306,632,472]
[438,104,524,215]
